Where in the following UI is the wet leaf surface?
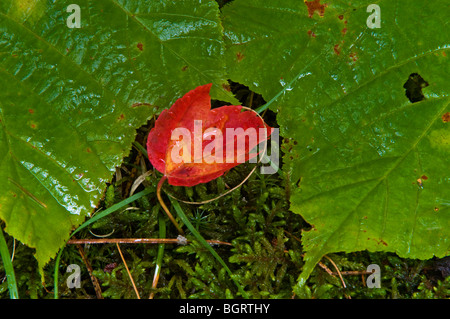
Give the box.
[0,0,232,271]
[222,0,450,288]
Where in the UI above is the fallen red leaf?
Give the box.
[147,83,272,187]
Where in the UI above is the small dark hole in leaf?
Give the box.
[403,73,429,103]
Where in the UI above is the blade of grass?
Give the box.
[71,187,153,238]
[132,141,148,158]
[169,198,248,298]
[53,187,153,298]
[0,226,19,299]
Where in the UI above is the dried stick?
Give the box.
[67,238,232,246]
[75,243,103,299]
[335,270,374,276]
[323,255,347,289]
[116,243,140,299]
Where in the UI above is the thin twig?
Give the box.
[67,238,232,246]
[116,243,140,299]
[323,255,346,288]
[75,244,103,299]
[323,255,351,299]
[317,261,335,277]
[334,270,374,276]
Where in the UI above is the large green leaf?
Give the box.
[0,0,233,272]
[222,0,449,289]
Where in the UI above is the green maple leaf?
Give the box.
[0,0,233,273]
[222,0,450,290]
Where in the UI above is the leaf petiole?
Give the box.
[157,176,185,235]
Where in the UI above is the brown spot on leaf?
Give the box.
[369,237,388,246]
[28,109,34,114]
[304,0,327,18]
[421,175,428,180]
[349,51,358,62]
[443,51,447,57]
[30,123,36,129]
[118,114,125,120]
[307,30,316,37]
[222,83,231,92]
[181,65,188,71]
[236,51,244,62]
[86,148,92,153]
[137,42,143,51]
[333,44,340,55]
[434,207,439,212]
[442,112,450,123]
[338,14,344,20]
[342,27,347,36]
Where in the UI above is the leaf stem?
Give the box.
[157,176,184,235]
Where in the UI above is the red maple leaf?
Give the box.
[146,84,272,234]
[147,83,272,187]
